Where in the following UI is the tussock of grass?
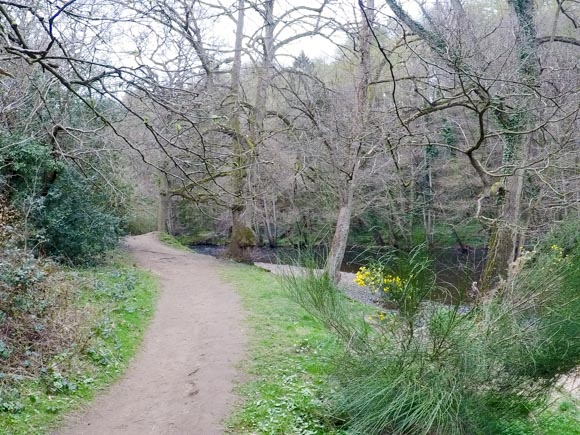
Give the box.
[0,255,158,434]
[281,240,579,434]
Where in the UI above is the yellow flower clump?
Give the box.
[382,275,403,292]
[354,266,405,293]
[550,244,566,262]
[354,266,373,286]
[366,312,387,322]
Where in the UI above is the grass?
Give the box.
[497,398,579,435]
[222,263,578,435]
[162,235,579,434]
[0,254,158,434]
[173,231,228,246]
[220,264,347,434]
[157,232,192,251]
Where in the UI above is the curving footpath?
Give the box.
[57,233,246,435]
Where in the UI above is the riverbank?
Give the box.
[222,262,578,434]
[190,243,485,304]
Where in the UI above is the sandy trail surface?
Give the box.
[57,233,246,435]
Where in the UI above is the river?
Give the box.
[189,244,486,304]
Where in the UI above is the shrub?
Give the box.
[501,220,580,381]
[284,233,580,434]
[0,139,63,202]
[1,138,125,264]
[0,229,86,376]
[31,169,123,263]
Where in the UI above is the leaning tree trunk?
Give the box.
[326,174,358,282]
[325,0,373,283]
[481,0,539,289]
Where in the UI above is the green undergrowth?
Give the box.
[220,264,348,434]
[175,231,228,246]
[168,236,577,434]
[0,253,158,434]
[497,398,579,435]
[157,232,191,251]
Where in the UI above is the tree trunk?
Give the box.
[227,0,251,261]
[250,0,274,142]
[246,0,275,250]
[326,178,357,282]
[482,168,526,288]
[157,172,169,233]
[229,204,247,260]
[263,198,278,248]
[423,154,434,245]
[325,0,374,283]
[481,0,539,289]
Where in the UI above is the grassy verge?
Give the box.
[220,264,348,434]
[0,253,158,434]
[157,232,191,251]
[221,263,578,435]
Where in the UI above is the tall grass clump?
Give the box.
[283,236,579,434]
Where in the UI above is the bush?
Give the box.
[502,219,580,380]
[0,139,63,201]
[0,228,85,376]
[32,169,123,263]
[284,232,580,434]
[1,138,125,264]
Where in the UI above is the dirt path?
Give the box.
[58,233,246,435]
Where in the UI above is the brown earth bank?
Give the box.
[56,232,246,435]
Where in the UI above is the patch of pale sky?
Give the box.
[106,0,424,72]
[205,0,423,64]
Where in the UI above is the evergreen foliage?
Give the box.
[0,137,125,263]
